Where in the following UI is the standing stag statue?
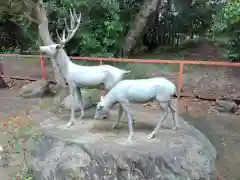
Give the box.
[94,77,180,141]
[39,8,130,127]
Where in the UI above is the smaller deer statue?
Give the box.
[94,77,179,141]
[39,8,130,127]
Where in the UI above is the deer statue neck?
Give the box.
[53,47,73,78]
[103,92,118,110]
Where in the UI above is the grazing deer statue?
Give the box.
[39,8,130,127]
[94,77,179,141]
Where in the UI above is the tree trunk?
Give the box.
[31,6,53,45]
[121,0,163,57]
[0,1,66,86]
[28,3,66,86]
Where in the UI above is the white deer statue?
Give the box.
[94,77,180,141]
[39,8,130,127]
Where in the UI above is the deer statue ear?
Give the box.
[56,45,61,50]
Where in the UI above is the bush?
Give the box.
[211,0,240,61]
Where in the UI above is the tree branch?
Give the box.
[24,12,39,23]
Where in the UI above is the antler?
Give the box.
[56,8,81,46]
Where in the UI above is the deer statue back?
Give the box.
[39,8,130,127]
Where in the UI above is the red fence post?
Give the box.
[177,63,184,100]
[40,55,46,80]
[0,58,3,76]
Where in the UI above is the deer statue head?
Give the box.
[40,8,81,57]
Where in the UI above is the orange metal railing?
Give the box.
[68,56,240,101]
[1,53,240,101]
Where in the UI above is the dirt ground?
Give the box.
[179,98,240,180]
[0,88,239,180]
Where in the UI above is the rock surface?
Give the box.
[61,88,101,110]
[19,80,51,98]
[214,99,237,113]
[27,104,218,180]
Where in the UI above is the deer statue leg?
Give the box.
[76,87,85,119]
[169,100,180,131]
[113,104,135,129]
[99,88,109,119]
[112,104,124,129]
[120,100,134,142]
[148,101,169,139]
[66,82,77,127]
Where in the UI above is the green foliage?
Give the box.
[144,0,217,50]
[0,0,232,59]
[11,169,33,180]
[64,0,125,57]
[0,113,39,180]
[0,13,39,53]
[18,0,140,57]
[212,0,240,61]
[0,0,141,56]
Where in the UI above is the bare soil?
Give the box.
[178,98,240,180]
[0,88,239,179]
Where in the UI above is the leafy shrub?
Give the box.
[211,0,240,61]
[0,113,39,180]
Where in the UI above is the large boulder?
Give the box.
[27,105,218,180]
[214,98,237,113]
[61,88,101,110]
[19,80,51,98]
